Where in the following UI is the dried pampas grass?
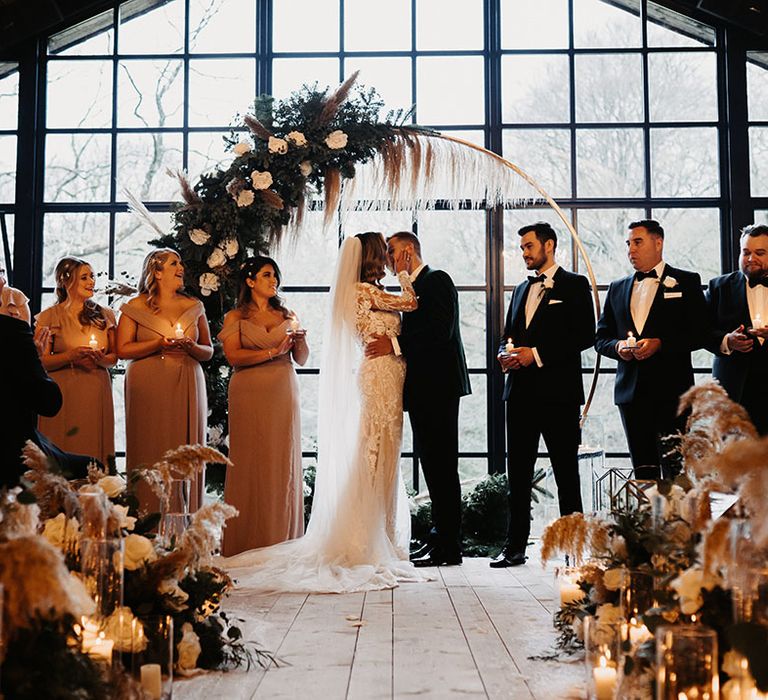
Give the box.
[540,513,611,565]
[0,488,40,540]
[21,441,79,521]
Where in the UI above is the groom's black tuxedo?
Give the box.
[500,267,594,554]
[706,271,768,434]
[397,265,471,559]
[595,264,708,475]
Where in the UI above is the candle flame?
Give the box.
[599,655,607,669]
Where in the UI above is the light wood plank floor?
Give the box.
[175,556,586,700]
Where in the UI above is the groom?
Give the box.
[366,231,471,567]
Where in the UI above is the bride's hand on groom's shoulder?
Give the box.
[365,334,393,358]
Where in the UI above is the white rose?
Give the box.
[268,136,288,154]
[124,533,158,571]
[236,189,255,207]
[663,275,678,288]
[96,474,126,498]
[206,246,227,269]
[102,607,148,653]
[208,424,224,447]
[199,272,220,297]
[112,504,136,532]
[671,567,717,615]
[250,170,273,190]
[325,129,348,149]
[223,237,239,258]
[603,567,626,591]
[177,622,202,673]
[543,277,555,290]
[595,603,623,626]
[42,512,80,551]
[233,141,251,156]
[287,130,307,147]
[299,160,313,177]
[159,579,189,612]
[189,228,210,246]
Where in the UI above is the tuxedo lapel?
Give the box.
[510,281,530,329]
[620,276,638,335]
[734,273,751,326]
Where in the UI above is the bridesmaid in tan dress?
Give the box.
[36,257,116,465]
[219,256,309,555]
[116,248,213,512]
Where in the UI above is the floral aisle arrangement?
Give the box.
[540,381,768,700]
[0,442,271,699]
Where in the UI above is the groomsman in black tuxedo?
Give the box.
[706,224,768,435]
[366,231,471,567]
[595,220,708,480]
[491,222,594,568]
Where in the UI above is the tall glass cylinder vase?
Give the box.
[584,615,622,700]
[620,569,655,621]
[656,624,719,700]
[80,537,124,620]
[118,614,174,700]
[159,478,192,548]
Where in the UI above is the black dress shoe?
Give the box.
[489,551,527,568]
[412,551,463,567]
[410,542,433,559]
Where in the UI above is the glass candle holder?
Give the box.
[555,566,586,611]
[656,624,719,700]
[119,614,174,700]
[168,478,192,515]
[584,615,623,700]
[79,537,124,620]
[159,512,192,549]
[621,568,655,621]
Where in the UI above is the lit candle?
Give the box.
[175,323,184,339]
[88,637,114,666]
[288,317,300,334]
[80,617,113,666]
[593,655,617,700]
[140,663,163,700]
[627,617,652,645]
[626,331,637,348]
[88,333,98,350]
[754,313,763,329]
[559,579,585,607]
[505,337,515,354]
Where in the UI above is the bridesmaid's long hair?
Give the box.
[237,256,290,318]
[54,256,107,330]
[356,232,387,289]
[138,248,189,313]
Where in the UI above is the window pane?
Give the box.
[298,373,319,452]
[503,129,572,199]
[416,56,484,125]
[48,10,114,56]
[43,212,111,285]
[749,127,768,197]
[573,0,642,48]
[46,60,113,129]
[747,55,768,122]
[0,65,19,129]
[501,0,568,49]
[416,210,485,286]
[576,208,644,284]
[646,3,715,47]
[189,0,255,54]
[575,54,643,123]
[271,59,340,102]
[459,378,486,453]
[45,133,112,203]
[344,58,412,116]
[458,291,486,369]
[586,374,629,454]
[119,0,185,54]
[576,128,645,198]
[417,0,483,51]
[651,127,719,198]
[113,373,126,454]
[651,207,720,282]
[273,0,339,53]
[341,210,413,238]
[502,55,569,124]
[277,210,338,287]
[117,59,184,127]
[187,131,230,181]
[286,292,328,371]
[346,0,410,51]
[114,210,173,284]
[0,136,16,203]
[188,58,256,127]
[116,133,183,201]
[648,53,718,122]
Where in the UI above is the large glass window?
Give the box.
[0,62,18,276]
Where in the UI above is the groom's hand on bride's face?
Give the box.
[365,334,393,358]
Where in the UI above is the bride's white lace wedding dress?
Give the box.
[223,238,430,593]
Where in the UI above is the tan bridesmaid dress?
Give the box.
[121,299,207,511]
[36,305,116,465]
[218,317,304,555]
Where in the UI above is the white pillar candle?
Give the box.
[140,663,163,700]
[505,338,515,354]
[88,637,113,666]
[626,331,637,348]
[593,655,617,700]
[628,618,651,645]
[88,333,98,349]
[754,314,763,329]
[559,581,585,607]
[175,323,184,339]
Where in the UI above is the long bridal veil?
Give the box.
[223,237,420,593]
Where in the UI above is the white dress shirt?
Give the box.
[720,272,768,353]
[523,264,559,368]
[630,261,666,336]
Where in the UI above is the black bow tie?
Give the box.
[748,277,768,289]
[634,269,658,281]
[528,275,545,284]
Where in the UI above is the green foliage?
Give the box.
[303,461,316,528]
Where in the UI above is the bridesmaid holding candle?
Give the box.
[117,248,213,512]
[35,257,117,465]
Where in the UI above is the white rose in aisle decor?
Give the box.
[124,533,158,570]
[223,237,239,258]
[603,567,625,591]
[113,504,136,532]
[299,160,313,177]
[177,622,202,674]
[96,474,126,498]
[250,170,273,190]
[287,130,307,147]
[325,129,348,149]
[595,603,623,626]
[199,272,220,296]
[268,136,288,154]
[236,189,255,207]
[233,141,251,156]
[189,228,210,246]
[42,512,80,551]
[670,567,717,615]
[159,578,190,612]
[207,247,227,269]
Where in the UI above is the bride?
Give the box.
[224,232,431,593]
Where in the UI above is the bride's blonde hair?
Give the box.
[138,248,187,312]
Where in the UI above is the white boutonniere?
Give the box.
[543,277,555,290]
[662,276,678,289]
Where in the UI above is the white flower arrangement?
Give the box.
[96,474,126,498]
[250,170,273,190]
[233,141,252,156]
[287,130,307,146]
[663,275,678,288]
[189,228,210,246]
[177,622,202,674]
[543,277,555,290]
[670,567,718,615]
[199,272,220,297]
[325,129,348,149]
[223,237,239,258]
[236,189,255,207]
[299,160,313,177]
[123,533,158,571]
[112,504,136,532]
[206,247,227,269]
[41,512,80,552]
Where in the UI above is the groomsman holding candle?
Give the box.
[492,222,594,568]
[706,224,768,435]
[595,220,708,480]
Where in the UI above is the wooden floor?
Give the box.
[175,556,586,700]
